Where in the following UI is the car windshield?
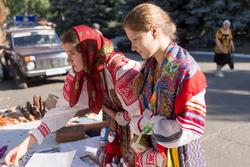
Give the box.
[12,30,61,48]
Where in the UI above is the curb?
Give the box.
[190,51,250,58]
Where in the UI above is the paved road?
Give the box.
[192,52,250,167]
[0,76,64,110]
[0,52,250,166]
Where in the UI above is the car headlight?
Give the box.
[24,55,36,62]
[26,62,35,70]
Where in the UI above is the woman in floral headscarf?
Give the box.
[5,25,141,166]
[124,3,207,167]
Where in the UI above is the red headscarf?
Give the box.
[68,25,114,113]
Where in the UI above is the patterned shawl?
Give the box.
[140,42,207,118]
[65,25,114,113]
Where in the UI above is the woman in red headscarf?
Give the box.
[4,25,141,166]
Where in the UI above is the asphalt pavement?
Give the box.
[191,51,250,167]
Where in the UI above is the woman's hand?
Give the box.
[102,105,116,119]
[4,145,26,166]
[129,109,153,135]
[5,134,37,166]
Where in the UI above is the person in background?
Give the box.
[214,19,235,77]
[4,25,141,166]
[124,3,207,166]
[92,22,103,35]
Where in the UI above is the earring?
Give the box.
[152,29,157,39]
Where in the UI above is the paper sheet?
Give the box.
[25,150,75,167]
[60,136,99,157]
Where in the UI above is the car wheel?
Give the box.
[13,66,28,89]
[0,57,10,80]
[1,63,10,80]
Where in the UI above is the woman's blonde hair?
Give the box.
[124,3,177,97]
[123,3,176,41]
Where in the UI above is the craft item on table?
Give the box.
[0,145,8,159]
[0,115,14,126]
[39,96,46,117]
[100,127,110,146]
[18,105,31,120]
[45,94,59,110]
[32,95,41,120]
[96,127,110,165]
[103,130,122,166]
[32,95,46,119]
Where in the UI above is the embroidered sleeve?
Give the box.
[106,56,141,119]
[29,83,89,144]
[152,89,206,148]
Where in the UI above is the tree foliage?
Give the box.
[5,0,50,19]
[4,0,250,48]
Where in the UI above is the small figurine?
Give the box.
[96,127,111,165]
[103,130,122,166]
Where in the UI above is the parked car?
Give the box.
[0,25,70,88]
[111,36,142,61]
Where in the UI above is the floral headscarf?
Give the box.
[140,42,207,117]
[68,25,114,113]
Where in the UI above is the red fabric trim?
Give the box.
[106,52,126,83]
[63,73,74,102]
[184,106,206,115]
[175,70,207,116]
[178,124,203,136]
[189,100,207,109]
[105,143,121,154]
[37,123,50,137]
[69,71,84,107]
[156,143,168,161]
[177,116,204,130]
[42,123,51,133]
[139,99,143,115]
[115,64,140,106]
[123,111,130,121]
[181,115,205,127]
[177,119,204,133]
[135,153,143,167]
[146,149,157,165]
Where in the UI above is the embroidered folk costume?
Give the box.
[131,42,207,167]
[29,26,141,166]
